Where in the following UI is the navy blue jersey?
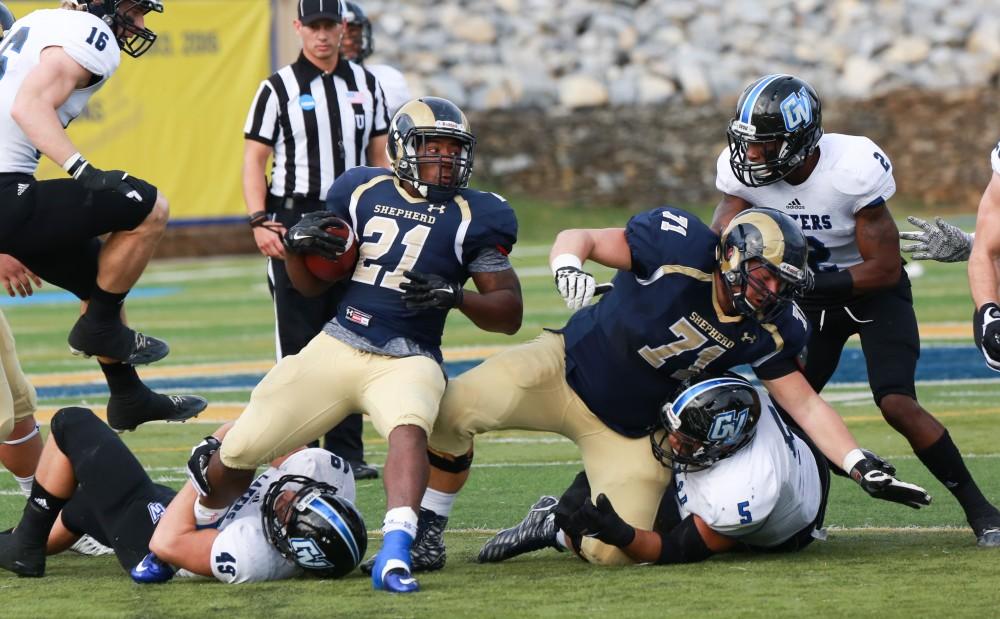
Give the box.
[559,207,810,437]
[326,167,517,361]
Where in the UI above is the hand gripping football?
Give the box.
[304,217,359,283]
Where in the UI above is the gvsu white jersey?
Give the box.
[199,449,356,584]
[675,391,822,547]
[716,133,896,272]
[0,9,120,174]
[991,141,1000,176]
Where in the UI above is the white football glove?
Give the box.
[555,266,596,310]
[899,216,973,262]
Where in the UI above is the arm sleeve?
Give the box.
[243,81,280,145]
[655,515,715,564]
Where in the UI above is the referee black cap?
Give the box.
[298,0,344,25]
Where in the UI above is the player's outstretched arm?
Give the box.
[710,193,752,233]
[147,483,219,577]
[900,216,973,262]
[549,227,628,309]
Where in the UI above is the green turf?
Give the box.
[1,204,997,616]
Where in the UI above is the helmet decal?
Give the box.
[779,87,814,131]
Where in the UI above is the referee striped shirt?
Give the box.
[243,52,389,200]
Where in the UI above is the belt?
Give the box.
[266,195,326,212]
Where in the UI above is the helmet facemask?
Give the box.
[395,127,475,203]
[342,6,372,62]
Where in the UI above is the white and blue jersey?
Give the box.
[559,207,810,437]
[325,167,517,362]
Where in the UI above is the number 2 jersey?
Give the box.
[322,166,518,362]
[0,9,120,174]
[177,449,356,584]
[558,207,810,438]
[674,389,823,548]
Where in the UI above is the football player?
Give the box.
[479,373,841,564]
[899,141,1000,373]
[409,206,928,571]
[0,407,366,583]
[186,97,523,594]
[713,74,1000,547]
[0,0,205,430]
[340,1,412,117]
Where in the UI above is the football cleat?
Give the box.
[68,315,169,365]
[371,530,419,593]
[360,508,447,575]
[969,509,1000,548]
[350,462,379,481]
[381,567,420,593]
[107,392,208,433]
[0,530,46,578]
[130,552,176,584]
[68,534,114,557]
[478,495,560,563]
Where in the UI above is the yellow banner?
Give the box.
[8,0,270,220]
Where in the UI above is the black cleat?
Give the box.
[0,531,46,578]
[350,462,379,481]
[478,495,560,563]
[969,508,1000,548]
[68,315,169,365]
[360,508,448,575]
[107,392,207,433]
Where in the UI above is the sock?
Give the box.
[555,529,569,551]
[14,475,33,497]
[85,286,128,323]
[193,499,227,528]
[99,361,147,397]
[914,431,992,517]
[18,483,69,544]
[420,488,456,518]
[383,506,418,537]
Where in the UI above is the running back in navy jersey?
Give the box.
[326,166,517,361]
[559,207,810,437]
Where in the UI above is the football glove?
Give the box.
[67,155,157,205]
[850,454,931,509]
[186,436,221,497]
[399,270,464,310]
[899,216,973,262]
[554,266,596,310]
[561,493,635,548]
[974,303,1000,372]
[283,212,348,260]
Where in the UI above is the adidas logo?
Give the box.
[785,198,805,210]
[16,183,29,196]
[32,497,49,510]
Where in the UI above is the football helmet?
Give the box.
[342,1,373,62]
[261,475,368,579]
[387,97,475,203]
[85,0,163,58]
[0,2,15,38]
[727,74,823,187]
[718,207,810,322]
[650,372,762,471]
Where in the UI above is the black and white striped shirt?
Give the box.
[243,53,389,200]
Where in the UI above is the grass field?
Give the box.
[2,203,999,617]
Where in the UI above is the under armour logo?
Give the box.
[16,183,29,196]
[741,332,757,344]
[427,205,445,214]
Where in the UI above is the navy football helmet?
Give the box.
[727,74,823,187]
[650,372,762,471]
[342,1,373,62]
[718,208,810,322]
[261,475,368,579]
[85,0,163,58]
[0,2,15,38]
[388,97,475,203]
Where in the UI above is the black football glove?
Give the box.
[283,211,348,260]
[974,303,1000,372]
[399,270,464,310]
[850,454,931,509]
[186,436,221,497]
[562,493,636,548]
[71,159,158,205]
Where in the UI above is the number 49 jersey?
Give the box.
[0,9,121,174]
[326,166,517,362]
[716,133,896,273]
[675,390,823,548]
[559,207,810,438]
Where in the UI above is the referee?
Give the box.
[242,0,388,480]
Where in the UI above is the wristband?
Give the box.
[248,210,268,227]
[551,253,583,275]
[62,152,88,178]
[812,270,853,297]
[841,448,865,474]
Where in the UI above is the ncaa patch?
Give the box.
[346,306,372,327]
[299,94,317,111]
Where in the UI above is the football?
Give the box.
[303,218,359,283]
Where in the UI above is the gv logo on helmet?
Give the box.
[779,87,812,131]
[290,537,335,569]
[707,408,751,442]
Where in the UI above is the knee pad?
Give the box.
[50,406,100,452]
[427,447,473,474]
